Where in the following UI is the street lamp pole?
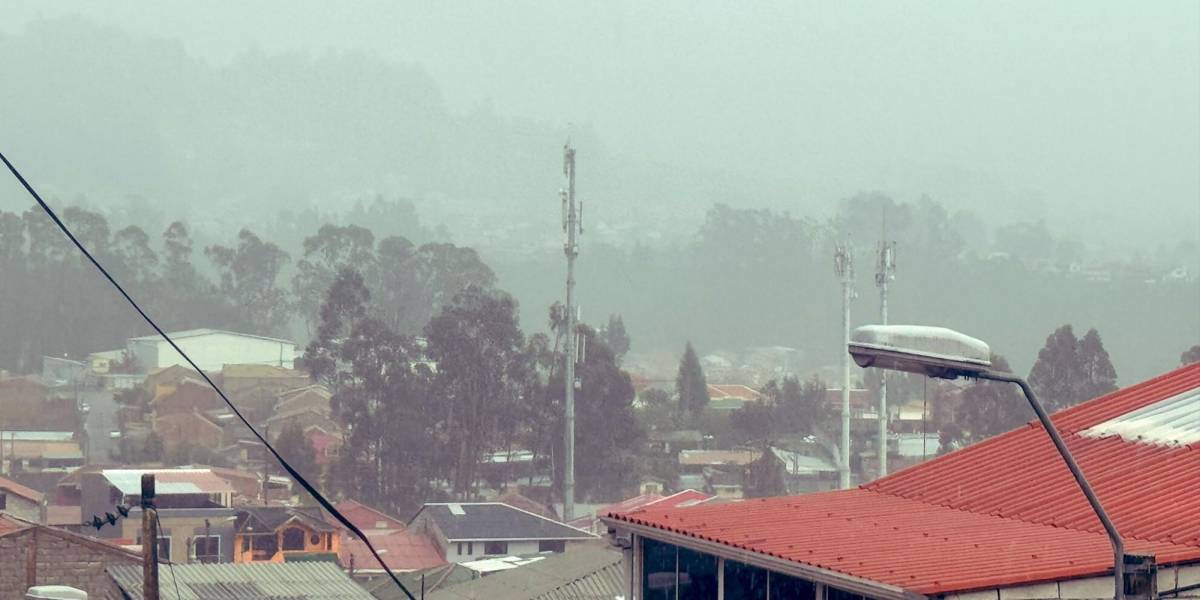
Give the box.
[976,370,1125,600]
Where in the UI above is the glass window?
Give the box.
[539,540,566,553]
[642,538,677,600]
[456,542,463,556]
[770,572,816,600]
[677,546,718,600]
[282,527,306,551]
[827,587,866,600]
[193,535,220,563]
[484,541,508,555]
[724,560,769,600]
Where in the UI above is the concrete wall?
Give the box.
[0,526,137,599]
[447,539,579,563]
[0,493,41,523]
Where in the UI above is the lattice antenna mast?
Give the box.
[561,141,582,521]
[834,241,855,489]
[875,212,897,477]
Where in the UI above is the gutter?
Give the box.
[601,516,926,600]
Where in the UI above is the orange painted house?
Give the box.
[233,506,339,563]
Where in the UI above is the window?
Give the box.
[0,493,6,510]
[484,541,508,555]
[456,542,463,556]
[138,534,171,560]
[724,560,769,600]
[282,527,306,551]
[538,540,566,553]
[242,536,250,552]
[642,538,677,600]
[827,587,866,600]
[677,546,718,600]
[770,572,816,600]
[467,542,474,555]
[309,533,320,546]
[192,535,220,563]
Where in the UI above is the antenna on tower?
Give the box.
[874,209,897,477]
[834,240,854,489]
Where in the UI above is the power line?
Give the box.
[0,150,416,600]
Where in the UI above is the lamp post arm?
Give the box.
[978,370,1125,600]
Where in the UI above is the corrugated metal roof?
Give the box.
[107,562,374,600]
[103,468,234,495]
[428,545,624,600]
[610,363,1200,595]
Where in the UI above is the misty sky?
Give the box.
[5,1,1199,247]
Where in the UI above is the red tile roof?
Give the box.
[333,499,407,534]
[339,529,446,572]
[610,363,1200,595]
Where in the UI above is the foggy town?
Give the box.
[0,3,1198,600]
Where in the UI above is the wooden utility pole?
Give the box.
[142,474,160,600]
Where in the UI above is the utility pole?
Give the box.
[561,141,582,521]
[875,224,896,478]
[142,474,160,600]
[834,242,854,489]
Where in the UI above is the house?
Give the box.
[127,328,296,372]
[265,405,339,437]
[647,429,704,456]
[82,467,237,563]
[408,502,597,563]
[207,465,291,505]
[366,563,479,600]
[568,489,712,534]
[0,430,85,473]
[151,377,225,418]
[143,364,204,396]
[0,375,78,431]
[0,513,139,599]
[426,545,624,600]
[107,561,376,600]
[233,506,340,563]
[222,364,311,422]
[340,529,446,577]
[153,410,225,454]
[334,499,408,536]
[0,474,44,522]
[274,384,332,415]
[706,384,764,411]
[603,363,1200,600]
[306,425,344,466]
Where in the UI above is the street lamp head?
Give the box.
[848,324,991,379]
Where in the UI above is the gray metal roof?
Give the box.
[108,562,374,600]
[419,503,596,542]
[427,545,625,600]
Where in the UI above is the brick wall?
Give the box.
[0,526,138,600]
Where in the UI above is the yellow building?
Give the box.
[233,506,339,563]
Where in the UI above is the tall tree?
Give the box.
[273,422,318,480]
[764,375,834,438]
[730,400,775,449]
[1028,325,1084,412]
[425,285,526,497]
[744,450,786,498]
[676,342,710,420]
[603,314,631,361]
[292,224,376,334]
[1077,328,1118,401]
[1029,325,1119,412]
[955,354,1027,441]
[206,229,291,335]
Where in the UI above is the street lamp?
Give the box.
[848,324,1127,600]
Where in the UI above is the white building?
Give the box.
[127,329,295,372]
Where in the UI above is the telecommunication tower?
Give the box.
[834,241,854,489]
[875,233,896,477]
[561,142,582,521]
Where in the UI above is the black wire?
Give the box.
[153,511,182,600]
[0,150,417,600]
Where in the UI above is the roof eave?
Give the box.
[602,516,926,600]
